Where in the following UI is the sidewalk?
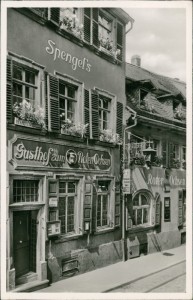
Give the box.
[36,245,186,293]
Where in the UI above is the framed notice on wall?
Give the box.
[47,221,61,237]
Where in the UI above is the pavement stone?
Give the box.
[36,244,186,293]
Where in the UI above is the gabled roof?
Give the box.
[126,62,186,100]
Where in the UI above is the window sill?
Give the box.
[127,225,155,233]
[7,123,47,136]
[9,202,45,210]
[95,226,115,235]
[54,233,83,243]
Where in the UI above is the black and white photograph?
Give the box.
[0,1,192,299]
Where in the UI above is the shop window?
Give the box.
[59,81,77,124]
[58,181,77,234]
[132,193,150,226]
[99,95,111,130]
[164,197,171,222]
[13,180,39,203]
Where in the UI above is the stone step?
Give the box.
[16,272,38,285]
[12,279,49,293]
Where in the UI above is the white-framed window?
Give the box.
[132,193,150,226]
[172,144,180,160]
[58,181,77,234]
[59,81,77,123]
[12,62,40,109]
[99,94,111,130]
[99,10,113,42]
[95,179,115,231]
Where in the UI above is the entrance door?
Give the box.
[13,211,37,277]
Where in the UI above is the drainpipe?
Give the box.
[122,112,137,261]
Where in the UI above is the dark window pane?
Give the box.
[59,182,66,193]
[59,82,66,95]
[25,70,35,84]
[13,65,22,80]
[67,86,76,99]
[25,86,35,101]
[13,83,22,97]
[141,194,148,205]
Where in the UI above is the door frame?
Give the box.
[8,174,46,285]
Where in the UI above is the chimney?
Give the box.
[131,55,141,67]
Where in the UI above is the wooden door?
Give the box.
[13,211,30,277]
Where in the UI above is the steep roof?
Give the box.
[126,63,186,99]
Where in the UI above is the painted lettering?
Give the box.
[46,39,55,55]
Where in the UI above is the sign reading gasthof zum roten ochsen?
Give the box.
[9,136,111,170]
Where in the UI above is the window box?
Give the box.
[99,129,122,145]
[14,117,42,130]
[61,121,88,138]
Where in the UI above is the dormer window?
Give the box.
[140,89,148,105]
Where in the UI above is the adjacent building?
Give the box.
[6,7,133,290]
[124,57,186,258]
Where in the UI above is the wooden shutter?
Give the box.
[116,22,124,61]
[155,193,161,226]
[92,8,99,47]
[84,8,91,44]
[44,72,49,129]
[168,143,174,168]
[91,90,99,139]
[126,194,133,229]
[116,101,123,137]
[162,141,167,168]
[7,57,13,124]
[92,181,98,233]
[48,179,58,222]
[47,8,60,25]
[178,190,183,226]
[84,89,90,138]
[83,181,93,234]
[48,74,60,131]
[115,181,121,227]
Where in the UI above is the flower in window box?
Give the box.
[99,129,122,145]
[172,158,181,169]
[13,102,46,130]
[61,121,88,138]
[151,156,163,167]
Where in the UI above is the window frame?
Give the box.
[98,9,114,45]
[132,193,150,227]
[95,178,115,232]
[55,72,84,128]
[94,87,116,133]
[164,197,171,222]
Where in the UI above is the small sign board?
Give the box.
[49,197,58,207]
[47,221,61,237]
[123,169,130,179]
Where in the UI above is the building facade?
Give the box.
[124,59,186,258]
[6,7,133,290]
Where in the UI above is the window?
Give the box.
[140,89,148,105]
[172,144,179,160]
[13,180,39,203]
[181,146,186,169]
[99,95,110,130]
[164,197,171,222]
[132,193,150,226]
[58,181,77,234]
[99,11,112,42]
[97,181,110,228]
[59,81,77,124]
[13,64,37,108]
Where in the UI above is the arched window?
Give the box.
[132,192,150,226]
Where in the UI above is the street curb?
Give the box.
[103,259,186,293]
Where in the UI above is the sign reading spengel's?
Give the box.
[46,39,92,72]
[9,137,111,171]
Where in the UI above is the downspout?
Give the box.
[122,112,137,262]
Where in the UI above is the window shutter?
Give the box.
[92,8,99,47]
[47,8,60,25]
[48,74,60,131]
[84,8,91,44]
[116,101,123,137]
[84,89,90,138]
[7,57,13,124]
[83,181,93,234]
[48,179,58,222]
[168,143,173,168]
[162,141,167,168]
[92,181,98,233]
[126,194,133,229]
[116,22,123,61]
[155,193,161,226]
[178,190,183,226]
[91,90,99,139]
[115,181,121,227]
[44,72,49,129]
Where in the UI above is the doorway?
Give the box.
[13,210,37,278]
